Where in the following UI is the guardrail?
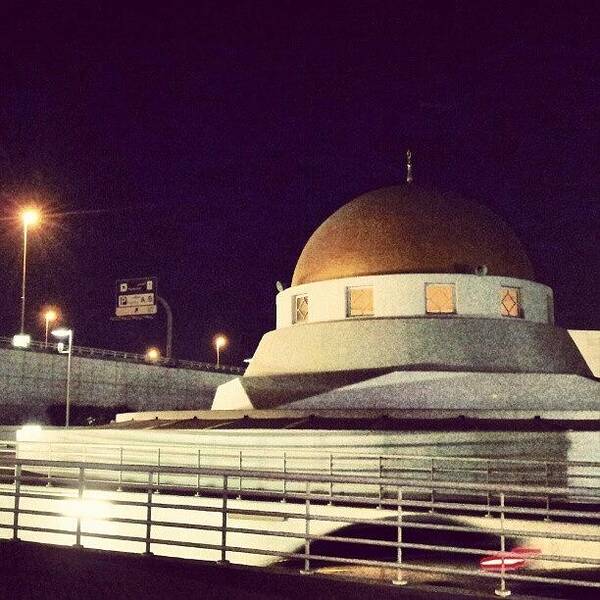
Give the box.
[0,456,598,598]
[10,440,600,505]
[0,335,244,374]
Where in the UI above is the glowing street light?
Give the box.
[52,328,73,427]
[145,347,161,362]
[214,335,227,368]
[18,207,41,335]
[22,208,40,227]
[43,309,58,347]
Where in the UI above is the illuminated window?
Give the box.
[347,286,374,317]
[294,295,309,323]
[500,287,522,318]
[425,284,455,314]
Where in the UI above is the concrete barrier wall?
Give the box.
[0,347,236,424]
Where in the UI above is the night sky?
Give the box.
[0,2,597,365]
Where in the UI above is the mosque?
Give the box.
[211,180,599,418]
[16,164,600,465]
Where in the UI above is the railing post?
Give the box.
[218,475,229,564]
[46,444,52,487]
[377,455,383,509]
[195,449,201,497]
[154,448,161,494]
[300,481,312,574]
[12,464,22,541]
[145,470,153,555]
[281,451,287,502]
[74,466,85,547]
[429,458,435,513]
[117,447,123,491]
[328,453,333,505]
[237,451,243,499]
[494,492,511,597]
[485,460,492,517]
[392,488,407,585]
[544,463,551,522]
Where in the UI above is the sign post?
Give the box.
[157,295,173,359]
[115,277,173,358]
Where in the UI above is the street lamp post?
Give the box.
[214,335,227,368]
[19,209,40,334]
[52,328,73,428]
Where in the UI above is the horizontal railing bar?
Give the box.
[12,525,81,537]
[6,458,600,497]
[16,483,591,523]
[10,457,599,485]
[8,481,600,524]
[17,526,148,545]
[13,459,598,484]
[9,438,600,468]
[399,499,600,520]
[18,510,151,528]
[263,487,598,511]
[9,487,600,544]
[12,492,82,503]
[10,499,600,544]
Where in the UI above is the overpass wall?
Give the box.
[0,347,235,424]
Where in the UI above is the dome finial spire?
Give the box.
[406,150,413,183]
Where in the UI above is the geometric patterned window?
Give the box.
[346,286,374,317]
[500,287,522,318]
[425,283,456,314]
[294,295,309,323]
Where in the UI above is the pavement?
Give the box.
[0,540,594,600]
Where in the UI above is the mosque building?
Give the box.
[20,161,599,466]
[213,174,599,416]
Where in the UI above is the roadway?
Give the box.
[0,540,580,600]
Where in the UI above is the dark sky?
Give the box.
[0,2,598,365]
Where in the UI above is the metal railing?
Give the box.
[10,440,600,505]
[0,335,244,374]
[0,453,598,597]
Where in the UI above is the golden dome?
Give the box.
[292,185,534,286]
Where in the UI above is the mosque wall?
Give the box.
[247,317,589,377]
[276,274,553,328]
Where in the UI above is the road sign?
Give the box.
[115,277,158,318]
